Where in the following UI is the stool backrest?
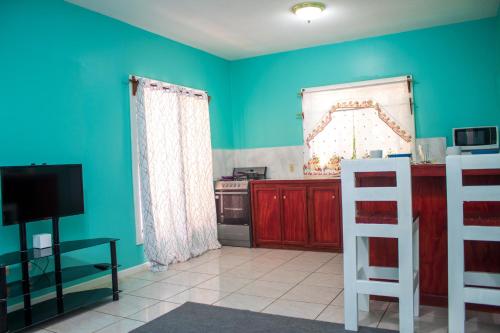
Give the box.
[341,157,412,228]
[446,155,500,226]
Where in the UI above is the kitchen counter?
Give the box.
[356,165,500,307]
[250,163,500,308]
[252,163,500,182]
[251,177,340,183]
[251,164,445,182]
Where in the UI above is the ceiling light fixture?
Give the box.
[291,2,326,23]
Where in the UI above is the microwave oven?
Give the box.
[453,126,498,151]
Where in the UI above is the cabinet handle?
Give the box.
[273,195,277,199]
[332,195,336,199]
[283,195,286,199]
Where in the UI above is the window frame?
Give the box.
[301,75,415,176]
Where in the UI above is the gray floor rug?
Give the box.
[131,302,396,333]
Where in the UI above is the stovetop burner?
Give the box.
[215,167,267,190]
[232,167,267,180]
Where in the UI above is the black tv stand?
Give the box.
[0,217,119,332]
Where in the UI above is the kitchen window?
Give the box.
[301,76,416,176]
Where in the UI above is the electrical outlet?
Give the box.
[289,163,295,173]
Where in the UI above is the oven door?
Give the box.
[215,191,250,226]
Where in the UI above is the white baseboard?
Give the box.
[7,262,149,312]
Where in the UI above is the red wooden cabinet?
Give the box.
[308,185,341,248]
[281,187,308,246]
[252,187,281,245]
[251,179,342,251]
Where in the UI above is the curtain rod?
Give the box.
[129,75,211,103]
[300,75,412,96]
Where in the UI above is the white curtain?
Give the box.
[135,77,220,271]
[302,77,415,176]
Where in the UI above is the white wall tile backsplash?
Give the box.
[235,146,303,179]
[415,137,446,163]
[212,149,235,179]
[212,146,303,179]
[212,137,448,180]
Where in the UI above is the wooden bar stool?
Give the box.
[446,154,500,333]
[341,157,419,332]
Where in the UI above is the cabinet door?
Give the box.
[252,187,281,245]
[308,185,341,249]
[281,187,308,246]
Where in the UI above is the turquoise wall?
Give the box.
[0,0,232,288]
[497,8,500,100]
[0,0,499,298]
[230,18,500,149]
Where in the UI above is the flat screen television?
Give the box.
[1,164,84,225]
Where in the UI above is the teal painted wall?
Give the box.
[0,0,232,290]
[496,8,500,100]
[0,0,499,300]
[230,18,500,149]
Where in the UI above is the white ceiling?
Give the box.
[67,0,499,60]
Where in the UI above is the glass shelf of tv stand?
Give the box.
[0,238,118,267]
[6,262,117,299]
[7,288,116,332]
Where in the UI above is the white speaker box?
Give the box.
[33,233,52,249]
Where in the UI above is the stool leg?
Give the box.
[413,280,419,318]
[399,231,414,333]
[344,233,358,331]
[448,224,465,332]
[447,159,466,333]
[0,266,7,333]
[357,236,369,312]
[413,226,420,317]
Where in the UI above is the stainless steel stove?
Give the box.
[215,167,266,247]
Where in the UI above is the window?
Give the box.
[302,76,415,176]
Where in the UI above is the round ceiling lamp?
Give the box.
[291,2,326,23]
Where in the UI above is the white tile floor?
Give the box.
[29,246,500,333]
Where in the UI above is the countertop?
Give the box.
[250,177,340,183]
[250,164,499,183]
[251,164,443,183]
